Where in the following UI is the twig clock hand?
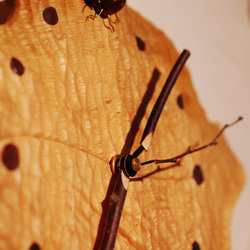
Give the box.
[99,49,242,249]
[133,49,190,159]
[99,49,190,250]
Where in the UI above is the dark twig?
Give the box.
[142,116,243,166]
[100,50,190,250]
[130,161,181,181]
[134,50,190,156]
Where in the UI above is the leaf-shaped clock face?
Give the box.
[0,2,244,250]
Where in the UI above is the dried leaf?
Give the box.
[0,2,244,249]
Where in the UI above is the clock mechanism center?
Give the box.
[110,154,141,178]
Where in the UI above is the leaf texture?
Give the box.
[0,2,244,249]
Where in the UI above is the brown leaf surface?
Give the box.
[0,2,244,249]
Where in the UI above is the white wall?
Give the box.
[127,1,250,249]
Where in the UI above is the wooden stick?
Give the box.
[100,169,129,250]
[137,49,190,153]
[100,50,190,249]
[141,116,243,166]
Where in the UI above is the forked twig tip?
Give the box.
[141,116,243,167]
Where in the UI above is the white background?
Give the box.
[127,0,250,249]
